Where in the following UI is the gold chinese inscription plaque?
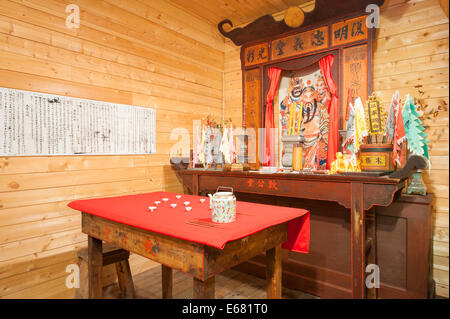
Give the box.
[331,16,368,46]
[366,95,385,135]
[271,26,329,61]
[244,43,269,67]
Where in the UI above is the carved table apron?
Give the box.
[81,213,288,299]
[174,169,405,299]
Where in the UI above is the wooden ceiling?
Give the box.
[167,0,315,26]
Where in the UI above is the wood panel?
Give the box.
[342,45,369,129]
[372,1,449,297]
[223,0,449,297]
[224,40,243,128]
[244,68,261,167]
[0,0,223,298]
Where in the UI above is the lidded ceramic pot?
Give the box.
[208,187,236,223]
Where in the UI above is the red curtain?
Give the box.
[264,67,282,166]
[319,55,339,169]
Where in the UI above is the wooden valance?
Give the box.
[218,0,385,46]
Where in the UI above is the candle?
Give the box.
[292,143,303,171]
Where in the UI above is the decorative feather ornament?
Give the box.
[229,124,237,164]
[392,91,406,167]
[402,95,430,160]
[353,97,368,153]
[192,124,201,166]
[204,126,213,166]
[198,126,206,167]
[212,127,223,164]
[220,126,231,164]
[384,91,397,141]
[343,103,355,154]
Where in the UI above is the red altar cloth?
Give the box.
[68,191,310,253]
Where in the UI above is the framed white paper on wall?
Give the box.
[0,87,156,156]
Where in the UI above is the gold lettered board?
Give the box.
[244,43,269,67]
[331,16,368,46]
[0,87,156,156]
[244,69,261,168]
[271,26,329,61]
[343,44,369,129]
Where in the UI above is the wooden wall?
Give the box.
[224,0,449,297]
[0,0,224,298]
[0,0,447,299]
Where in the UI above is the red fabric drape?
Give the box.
[264,67,282,166]
[68,191,310,252]
[319,55,339,169]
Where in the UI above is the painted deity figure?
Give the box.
[280,74,330,169]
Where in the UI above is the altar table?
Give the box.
[173,169,407,299]
[69,192,310,299]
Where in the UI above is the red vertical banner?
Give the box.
[319,55,339,169]
[264,67,282,166]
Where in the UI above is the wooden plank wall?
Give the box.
[224,0,449,297]
[373,0,449,298]
[0,0,224,298]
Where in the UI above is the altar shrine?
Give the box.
[0,0,447,303]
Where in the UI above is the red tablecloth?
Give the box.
[68,191,310,253]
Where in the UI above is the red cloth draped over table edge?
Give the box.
[68,191,310,253]
[319,55,340,169]
[264,67,282,167]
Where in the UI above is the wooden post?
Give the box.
[88,236,103,299]
[351,183,365,299]
[115,260,136,298]
[193,174,199,195]
[193,277,215,299]
[266,245,282,299]
[365,208,377,299]
[161,265,173,299]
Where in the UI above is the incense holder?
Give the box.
[281,135,304,168]
[406,169,427,196]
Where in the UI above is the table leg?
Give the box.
[193,276,215,299]
[116,260,136,298]
[366,208,378,299]
[161,265,173,299]
[351,182,366,299]
[88,236,103,299]
[266,244,282,299]
[193,174,199,195]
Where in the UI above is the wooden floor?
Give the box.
[103,266,318,299]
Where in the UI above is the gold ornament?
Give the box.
[329,152,362,174]
[284,7,305,28]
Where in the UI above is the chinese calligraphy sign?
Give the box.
[331,16,368,46]
[360,154,389,171]
[343,44,368,129]
[366,95,386,135]
[271,26,329,61]
[244,69,261,166]
[244,43,269,66]
[246,178,279,191]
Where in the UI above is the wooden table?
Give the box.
[82,212,288,299]
[173,168,406,299]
